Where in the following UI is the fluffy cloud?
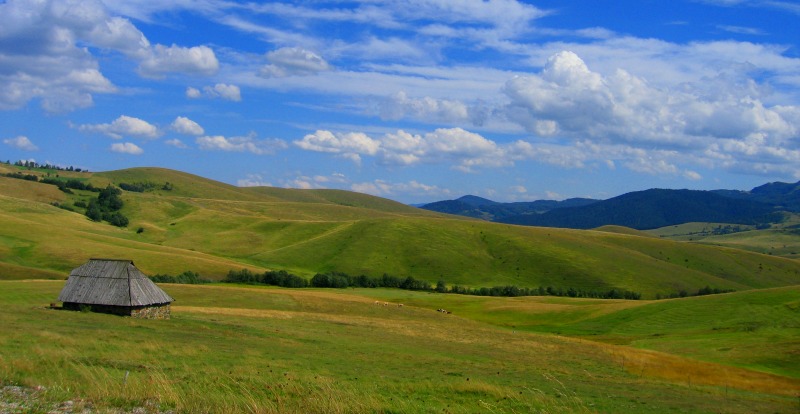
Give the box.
[186,84,241,101]
[79,115,160,139]
[295,125,714,178]
[503,51,799,158]
[196,133,287,155]
[185,87,202,99]
[294,130,380,164]
[110,142,143,155]
[0,0,217,112]
[170,116,204,135]
[378,92,471,124]
[164,139,188,149]
[260,47,332,78]
[237,174,273,187]
[206,84,241,101]
[3,136,39,151]
[138,44,218,78]
[275,174,347,190]
[350,179,451,199]
[295,128,512,171]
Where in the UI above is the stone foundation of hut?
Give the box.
[62,302,171,319]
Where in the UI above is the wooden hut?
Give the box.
[58,259,174,319]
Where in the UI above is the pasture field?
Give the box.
[646,216,800,259]
[1,167,800,298]
[1,281,799,413]
[361,286,800,379]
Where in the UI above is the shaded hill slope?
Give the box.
[499,189,780,230]
[421,195,597,221]
[713,180,800,211]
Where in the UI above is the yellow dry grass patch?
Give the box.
[173,304,487,345]
[0,178,65,204]
[486,296,648,318]
[174,306,297,320]
[600,341,800,396]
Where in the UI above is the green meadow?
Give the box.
[646,217,800,259]
[1,281,798,413]
[1,165,800,412]
[360,286,800,379]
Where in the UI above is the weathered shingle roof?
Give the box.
[58,259,174,306]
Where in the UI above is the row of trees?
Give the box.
[41,177,100,194]
[153,269,739,301]
[119,181,174,192]
[7,160,86,172]
[310,271,433,290]
[656,285,735,299]
[2,171,100,194]
[223,269,309,288]
[224,269,642,299]
[443,283,642,299]
[150,271,211,284]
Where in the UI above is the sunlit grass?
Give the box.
[1,281,798,413]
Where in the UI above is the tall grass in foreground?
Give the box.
[1,355,593,413]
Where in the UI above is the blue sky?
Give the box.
[1,0,799,203]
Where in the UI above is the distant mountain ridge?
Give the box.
[421,180,800,230]
[421,196,597,221]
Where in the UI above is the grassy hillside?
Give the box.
[2,281,797,413]
[1,166,799,297]
[647,217,800,259]
[363,286,800,379]
[0,189,266,279]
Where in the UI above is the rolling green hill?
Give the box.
[355,285,800,379]
[646,217,800,259]
[1,166,799,298]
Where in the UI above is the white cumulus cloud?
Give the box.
[350,179,451,199]
[186,84,241,101]
[260,47,332,78]
[79,115,160,139]
[110,142,143,155]
[137,44,219,79]
[170,116,204,135]
[3,136,39,151]
[503,50,799,155]
[196,133,287,155]
[164,139,188,149]
[186,87,202,99]
[0,0,218,112]
[295,127,514,171]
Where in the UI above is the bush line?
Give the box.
[154,269,736,300]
